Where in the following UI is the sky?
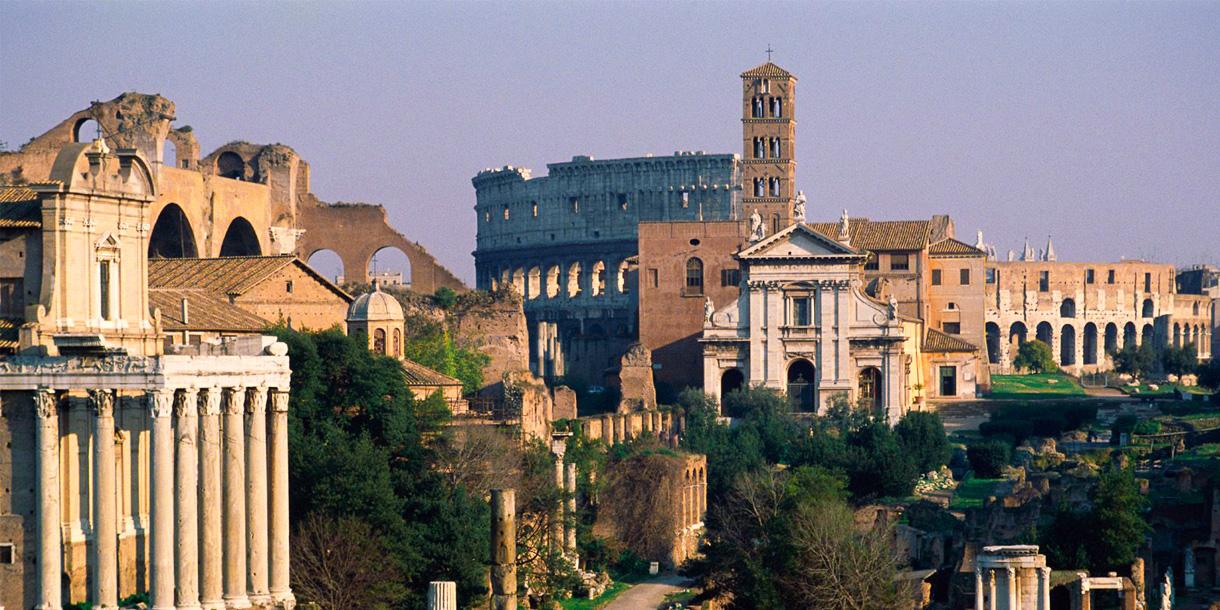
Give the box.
[2,1,1218,284]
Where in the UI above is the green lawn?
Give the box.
[560,582,632,610]
[987,374,1087,399]
[1119,383,1213,397]
[949,477,1003,510]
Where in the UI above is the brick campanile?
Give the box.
[741,60,798,234]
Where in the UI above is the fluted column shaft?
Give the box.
[245,387,271,605]
[1007,567,1018,610]
[148,390,176,610]
[175,389,202,610]
[222,387,251,608]
[988,570,997,610]
[90,389,119,610]
[268,390,295,607]
[975,568,984,610]
[35,388,62,610]
[199,388,225,610]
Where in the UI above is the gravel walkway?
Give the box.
[603,575,693,610]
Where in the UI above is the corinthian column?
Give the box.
[148,389,176,610]
[89,389,119,610]
[1006,566,1018,610]
[222,387,251,608]
[199,388,225,610]
[175,389,202,610]
[975,568,984,610]
[35,388,62,610]
[245,386,271,606]
[268,389,295,608]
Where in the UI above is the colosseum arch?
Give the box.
[1009,322,1027,354]
[1083,323,1098,365]
[1123,322,1137,349]
[511,268,525,296]
[527,266,541,299]
[147,203,199,258]
[1036,321,1054,346]
[1141,323,1154,346]
[545,265,561,298]
[1104,323,1119,355]
[591,261,606,297]
[567,262,583,298]
[219,217,261,256]
[985,322,1001,364]
[1141,298,1154,318]
[1060,298,1076,318]
[1060,324,1077,365]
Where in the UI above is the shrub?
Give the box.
[967,440,1012,478]
[432,286,458,310]
[1013,340,1057,373]
[979,419,1034,446]
[895,411,951,473]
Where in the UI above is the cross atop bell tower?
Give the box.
[741,59,797,234]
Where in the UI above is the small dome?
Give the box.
[346,283,403,322]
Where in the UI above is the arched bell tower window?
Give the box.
[768,177,780,197]
[753,178,765,197]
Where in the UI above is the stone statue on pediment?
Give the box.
[793,191,806,224]
[748,208,765,242]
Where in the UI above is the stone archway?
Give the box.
[1060,324,1076,366]
[786,359,817,413]
[985,322,1001,364]
[219,217,261,257]
[147,203,199,258]
[1083,323,1098,365]
[720,368,744,401]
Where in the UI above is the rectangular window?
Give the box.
[618,193,629,211]
[1144,272,1151,292]
[1086,269,1095,284]
[0,543,13,564]
[931,269,942,286]
[793,297,812,326]
[864,254,878,271]
[720,268,740,287]
[960,268,970,285]
[890,254,910,271]
[942,322,961,335]
[986,268,998,284]
[1039,271,1049,292]
[648,268,658,288]
[0,278,22,317]
[285,280,294,294]
[569,197,579,213]
[99,261,112,321]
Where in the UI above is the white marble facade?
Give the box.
[701,224,909,423]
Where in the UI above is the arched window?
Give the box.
[393,329,401,357]
[753,178,764,197]
[753,137,764,158]
[1193,302,1201,316]
[373,328,386,355]
[770,137,781,158]
[1142,298,1154,318]
[768,177,780,197]
[752,96,764,118]
[858,367,883,413]
[1060,298,1076,318]
[685,258,704,295]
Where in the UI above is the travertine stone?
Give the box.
[90,389,119,610]
[490,489,517,610]
[148,390,176,610]
[245,387,271,605]
[268,390,295,608]
[564,463,577,552]
[427,581,457,610]
[199,388,225,610]
[175,389,202,610]
[222,387,251,608]
[35,388,62,610]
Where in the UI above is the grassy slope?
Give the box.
[987,373,1087,399]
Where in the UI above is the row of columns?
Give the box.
[533,321,564,379]
[580,410,678,445]
[33,386,293,610]
[973,565,1050,610]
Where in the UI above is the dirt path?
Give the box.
[603,575,693,610]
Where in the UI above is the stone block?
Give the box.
[553,385,577,420]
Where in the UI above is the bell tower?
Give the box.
[741,58,797,233]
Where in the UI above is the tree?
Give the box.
[1197,357,1220,391]
[843,420,918,499]
[1041,465,1149,573]
[895,411,950,473]
[967,440,1011,478]
[1112,344,1157,380]
[291,513,408,610]
[1161,344,1198,377]
[1013,340,1057,373]
[432,286,458,309]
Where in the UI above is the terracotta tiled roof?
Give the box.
[924,328,979,353]
[0,318,21,350]
[150,288,270,332]
[148,255,351,301]
[929,238,986,258]
[0,187,41,229]
[401,358,463,388]
[807,218,932,252]
[741,62,795,79]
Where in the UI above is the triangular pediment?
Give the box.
[739,223,861,259]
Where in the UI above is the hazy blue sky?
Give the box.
[2,1,1218,283]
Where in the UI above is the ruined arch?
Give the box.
[1104,323,1119,355]
[1060,298,1076,318]
[73,117,100,143]
[147,203,199,258]
[219,217,261,257]
[161,138,178,170]
[1036,321,1054,346]
[985,322,1001,364]
[368,246,412,287]
[1083,323,1098,365]
[545,264,560,298]
[307,249,345,283]
[1060,324,1076,366]
[216,151,245,180]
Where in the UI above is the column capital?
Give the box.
[199,387,223,417]
[88,388,116,417]
[245,385,268,415]
[269,389,290,413]
[148,389,174,419]
[174,387,199,418]
[988,570,995,585]
[222,386,246,415]
[34,387,57,418]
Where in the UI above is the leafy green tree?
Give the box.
[843,420,918,499]
[1041,465,1149,573]
[432,286,458,310]
[405,322,490,394]
[1199,357,1220,393]
[1013,340,1057,373]
[895,411,950,473]
[1161,344,1198,377]
[1112,343,1158,380]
